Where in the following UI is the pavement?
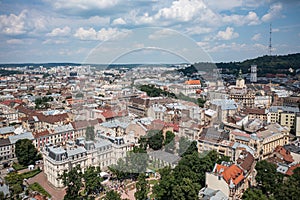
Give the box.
[27,172,66,200]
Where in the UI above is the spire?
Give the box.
[237,69,243,80]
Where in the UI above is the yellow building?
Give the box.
[229,123,290,160]
[268,106,299,130]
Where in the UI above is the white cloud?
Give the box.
[6,39,25,44]
[207,42,246,53]
[222,11,260,26]
[148,29,177,40]
[112,17,126,25]
[0,10,27,35]
[217,27,239,40]
[155,0,207,21]
[251,33,261,41]
[204,0,243,11]
[42,39,68,44]
[185,26,212,35]
[74,27,97,40]
[262,3,283,22]
[49,0,119,10]
[74,27,130,41]
[46,26,71,37]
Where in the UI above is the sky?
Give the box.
[0,0,299,64]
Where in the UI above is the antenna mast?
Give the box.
[269,23,272,56]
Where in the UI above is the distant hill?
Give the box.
[179,53,300,77]
[215,53,300,75]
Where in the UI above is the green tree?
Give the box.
[274,167,300,200]
[135,173,149,200]
[164,131,175,145]
[197,98,206,108]
[164,131,175,153]
[15,139,39,166]
[153,167,176,200]
[255,160,283,196]
[59,165,83,200]
[172,178,200,200]
[242,188,268,200]
[148,130,163,150]
[83,166,103,196]
[181,141,198,157]
[104,190,121,200]
[0,191,4,200]
[5,172,24,198]
[86,126,95,141]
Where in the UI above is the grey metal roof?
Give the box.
[101,120,130,129]
[54,124,74,133]
[232,142,255,155]
[148,150,181,164]
[0,126,15,135]
[269,106,299,113]
[67,146,86,157]
[8,132,34,144]
[201,187,228,200]
[211,99,237,110]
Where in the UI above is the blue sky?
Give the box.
[0,0,299,63]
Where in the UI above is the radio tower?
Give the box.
[269,23,272,56]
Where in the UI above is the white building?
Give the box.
[43,138,113,188]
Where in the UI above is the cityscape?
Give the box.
[0,1,300,200]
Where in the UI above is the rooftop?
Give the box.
[148,150,181,164]
[9,132,34,144]
[269,106,300,113]
[0,126,15,135]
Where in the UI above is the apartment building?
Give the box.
[268,106,299,130]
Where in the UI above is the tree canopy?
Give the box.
[153,150,228,200]
[15,139,40,166]
[59,165,83,200]
[147,130,164,150]
[83,166,103,196]
[104,190,121,200]
[135,173,149,200]
[243,160,300,199]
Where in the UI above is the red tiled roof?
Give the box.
[215,164,244,186]
[34,130,50,138]
[223,164,244,185]
[71,119,98,130]
[231,130,250,138]
[0,99,23,106]
[101,110,115,119]
[244,108,266,115]
[275,146,294,163]
[38,113,69,124]
[286,163,300,176]
[185,80,201,85]
[150,119,179,132]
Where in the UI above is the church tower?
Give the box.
[236,69,245,88]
